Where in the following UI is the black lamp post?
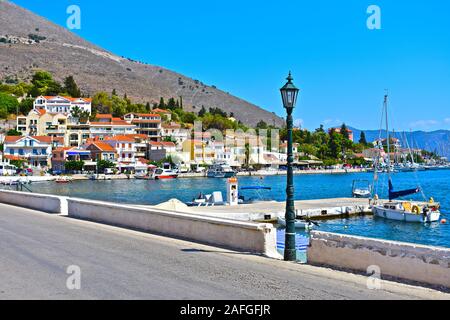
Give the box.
[280,72,299,261]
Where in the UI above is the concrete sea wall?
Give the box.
[0,189,65,214]
[308,231,450,288]
[67,198,279,258]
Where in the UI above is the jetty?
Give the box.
[148,197,377,222]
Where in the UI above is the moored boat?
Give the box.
[55,176,72,184]
[371,93,441,223]
[206,162,236,178]
[152,168,178,180]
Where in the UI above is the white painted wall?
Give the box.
[67,198,280,258]
[0,190,65,214]
[308,231,450,288]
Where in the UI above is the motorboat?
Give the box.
[238,186,273,204]
[134,173,153,180]
[206,162,236,178]
[352,180,371,198]
[55,176,72,184]
[152,168,178,180]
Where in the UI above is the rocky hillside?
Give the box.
[0,1,284,127]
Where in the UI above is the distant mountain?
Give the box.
[0,1,284,127]
[350,127,450,159]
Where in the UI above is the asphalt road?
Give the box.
[0,203,448,300]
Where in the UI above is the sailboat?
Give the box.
[372,94,441,223]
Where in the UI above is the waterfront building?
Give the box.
[147,141,177,162]
[16,109,68,137]
[66,117,91,147]
[51,147,94,173]
[85,142,117,162]
[182,139,216,165]
[161,122,189,147]
[104,135,137,172]
[3,135,60,168]
[90,114,136,140]
[123,113,161,140]
[33,96,92,115]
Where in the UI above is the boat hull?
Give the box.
[372,205,440,223]
[155,175,178,180]
[206,172,235,178]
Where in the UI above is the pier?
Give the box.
[149,197,376,222]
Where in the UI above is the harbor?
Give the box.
[1,170,449,248]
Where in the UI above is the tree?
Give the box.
[112,89,117,96]
[166,98,176,110]
[340,123,350,140]
[97,160,116,172]
[158,97,166,109]
[0,92,19,115]
[328,131,344,159]
[256,120,268,129]
[6,129,22,136]
[64,160,84,172]
[359,131,368,145]
[64,76,81,97]
[31,71,62,96]
[198,106,207,117]
[19,98,34,115]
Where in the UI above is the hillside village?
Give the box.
[0,71,443,175]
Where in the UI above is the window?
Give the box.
[19,149,24,155]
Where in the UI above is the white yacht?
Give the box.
[206,162,236,178]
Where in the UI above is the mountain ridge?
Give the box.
[349,127,450,159]
[0,1,284,127]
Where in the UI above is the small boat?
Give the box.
[206,162,236,178]
[277,217,315,230]
[238,186,273,204]
[352,180,371,198]
[55,176,72,184]
[152,168,178,180]
[134,174,153,180]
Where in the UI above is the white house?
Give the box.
[104,135,136,172]
[34,96,92,115]
[3,135,55,168]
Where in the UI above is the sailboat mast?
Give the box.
[385,94,391,177]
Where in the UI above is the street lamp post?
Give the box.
[280,72,300,261]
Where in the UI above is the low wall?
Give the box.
[308,231,450,288]
[67,198,280,258]
[0,190,65,214]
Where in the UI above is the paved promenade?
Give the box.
[0,203,448,300]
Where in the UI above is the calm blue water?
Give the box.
[3,170,449,248]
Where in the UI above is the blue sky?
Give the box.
[11,0,450,131]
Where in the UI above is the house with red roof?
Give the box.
[123,113,161,140]
[3,135,57,168]
[85,142,117,162]
[89,114,137,140]
[34,96,92,115]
